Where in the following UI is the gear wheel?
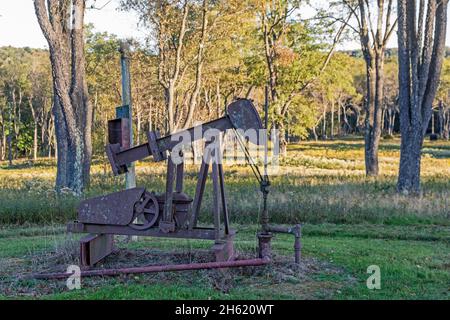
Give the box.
[130,191,159,230]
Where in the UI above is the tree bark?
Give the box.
[364,53,385,176]
[71,0,92,188]
[331,101,335,139]
[440,102,450,139]
[53,95,68,190]
[0,111,5,160]
[397,0,449,194]
[337,101,342,136]
[34,0,92,195]
[29,98,39,160]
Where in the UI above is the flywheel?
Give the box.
[130,191,159,230]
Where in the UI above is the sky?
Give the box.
[0,0,147,48]
[0,0,449,51]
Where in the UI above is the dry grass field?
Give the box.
[0,137,448,299]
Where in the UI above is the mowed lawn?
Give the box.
[0,137,449,300]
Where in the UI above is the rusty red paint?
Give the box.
[65,99,277,268]
[32,258,270,280]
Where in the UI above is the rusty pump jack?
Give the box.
[66,98,268,267]
[32,97,302,281]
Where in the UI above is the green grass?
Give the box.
[0,223,448,300]
[0,138,449,300]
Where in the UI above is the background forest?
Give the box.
[1,4,449,165]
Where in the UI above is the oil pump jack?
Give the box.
[32,95,302,280]
[67,99,270,266]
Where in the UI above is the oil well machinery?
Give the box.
[34,97,301,280]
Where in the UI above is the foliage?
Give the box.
[0,47,52,160]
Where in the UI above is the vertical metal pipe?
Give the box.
[261,85,270,233]
[119,42,136,189]
[266,224,302,264]
[264,85,269,178]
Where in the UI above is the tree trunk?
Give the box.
[444,110,450,140]
[7,135,12,166]
[398,128,424,193]
[331,101,335,139]
[8,102,13,166]
[386,109,392,135]
[216,82,221,118]
[337,102,341,136]
[0,112,4,160]
[342,105,350,134]
[148,96,153,132]
[364,52,384,177]
[34,0,92,194]
[167,83,176,133]
[156,2,189,134]
[277,122,287,156]
[0,131,3,161]
[431,110,435,134]
[53,96,68,190]
[312,125,318,141]
[438,100,445,138]
[33,121,38,160]
[71,0,92,189]
[392,112,396,135]
[397,0,449,194]
[344,0,396,176]
[47,112,54,158]
[29,98,39,161]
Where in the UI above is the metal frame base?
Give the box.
[80,234,114,267]
[68,221,235,241]
[68,221,237,266]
